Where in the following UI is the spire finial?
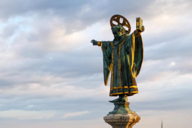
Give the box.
[161,120,163,128]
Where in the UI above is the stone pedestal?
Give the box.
[104,113,140,128]
[103,99,140,128]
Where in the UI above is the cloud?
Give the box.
[63,111,89,119]
[0,110,56,120]
[135,108,192,128]
[169,62,175,66]
[0,1,190,128]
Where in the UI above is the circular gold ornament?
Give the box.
[110,14,131,34]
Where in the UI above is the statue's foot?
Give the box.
[109,95,127,103]
[109,97,120,103]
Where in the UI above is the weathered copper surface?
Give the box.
[91,15,145,97]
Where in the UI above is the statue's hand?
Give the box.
[141,26,145,32]
[91,39,98,45]
[135,26,145,34]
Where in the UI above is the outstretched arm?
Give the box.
[91,39,102,46]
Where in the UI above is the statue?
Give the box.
[91,15,145,128]
[91,15,144,101]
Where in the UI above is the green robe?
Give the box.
[100,33,143,96]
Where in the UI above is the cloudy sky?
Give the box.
[0,0,191,128]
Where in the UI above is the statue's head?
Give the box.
[111,25,126,40]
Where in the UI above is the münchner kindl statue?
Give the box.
[91,15,144,102]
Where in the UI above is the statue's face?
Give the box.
[112,25,125,40]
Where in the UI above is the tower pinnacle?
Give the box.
[161,120,163,128]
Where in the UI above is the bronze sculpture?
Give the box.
[91,15,145,128]
[91,15,144,102]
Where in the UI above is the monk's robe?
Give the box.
[99,32,143,96]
